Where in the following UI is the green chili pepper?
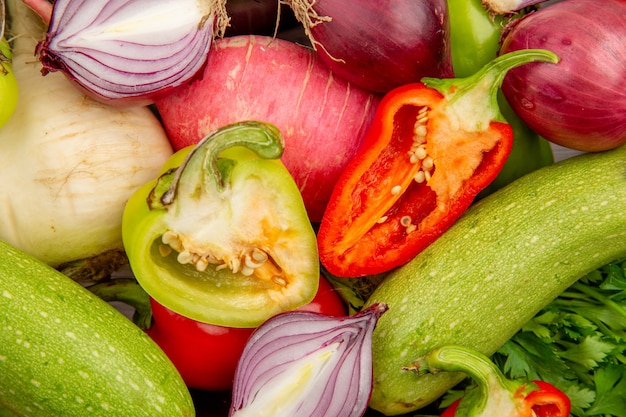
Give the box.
[447,0,554,197]
[122,121,320,328]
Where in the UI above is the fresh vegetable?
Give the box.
[492,257,626,416]
[229,302,388,417]
[364,144,626,415]
[0,239,194,416]
[154,34,380,222]
[446,0,503,79]
[29,0,219,106]
[483,0,549,15]
[145,276,346,391]
[0,404,15,417]
[0,0,173,267]
[500,0,626,152]
[446,0,554,197]
[317,49,559,277]
[87,274,346,391]
[285,0,453,93]
[0,38,18,128]
[122,121,319,328]
[409,345,570,417]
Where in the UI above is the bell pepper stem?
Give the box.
[159,121,284,206]
[148,121,284,210]
[403,345,530,416]
[422,49,559,125]
[87,278,153,329]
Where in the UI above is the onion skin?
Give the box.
[304,0,454,93]
[155,35,380,222]
[499,0,626,152]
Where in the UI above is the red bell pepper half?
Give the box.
[405,345,571,417]
[317,49,559,277]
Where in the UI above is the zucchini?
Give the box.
[365,145,626,415]
[0,240,195,416]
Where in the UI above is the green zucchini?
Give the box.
[0,240,195,416]
[365,145,626,415]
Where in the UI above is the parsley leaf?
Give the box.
[584,364,626,417]
[492,257,626,417]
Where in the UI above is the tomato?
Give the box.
[145,276,346,391]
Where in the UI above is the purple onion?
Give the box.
[229,303,388,417]
[35,0,217,106]
[285,0,453,93]
[499,0,626,152]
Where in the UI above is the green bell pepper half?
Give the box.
[447,0,554,197]
[122,121,319,328]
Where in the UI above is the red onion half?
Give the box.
[34,0,219,105]
[229,303,388,417]
[499,0,626,152]
[285,0,453,93]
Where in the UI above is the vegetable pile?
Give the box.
[0,0,625,416]
[493,257,626,416]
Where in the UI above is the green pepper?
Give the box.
[447,0,554,197]
[122,121,319,328]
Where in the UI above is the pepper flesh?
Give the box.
[122,121,320,328]
[317,50,559,277]
[406,345,571,417]
[447,0,554,198]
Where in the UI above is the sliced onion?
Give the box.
[34,0,221,105]
[229,303,389,417]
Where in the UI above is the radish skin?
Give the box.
[0,0,173,266]
[155,35,380,222]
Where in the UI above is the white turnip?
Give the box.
[154,35,380,222]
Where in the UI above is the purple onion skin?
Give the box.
[309,0,454,93]
[500,0,626,152]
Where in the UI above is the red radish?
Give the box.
[154,35,380,222]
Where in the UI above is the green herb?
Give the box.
[492,257,626,417]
